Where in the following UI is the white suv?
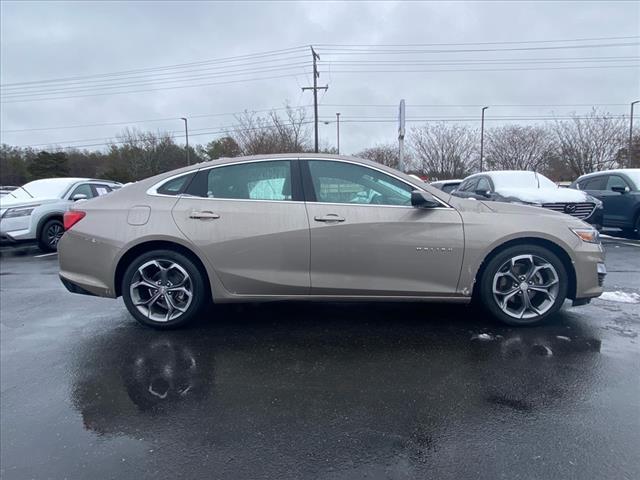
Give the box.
[0,177,121,252]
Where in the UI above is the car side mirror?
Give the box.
[72,193,88,201]
[611,185,629,194]
[411,190,440,208]
[474,189,491,198]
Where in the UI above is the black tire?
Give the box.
[122,249,208,329]
[479,244,568,326]
[38,218,64,252]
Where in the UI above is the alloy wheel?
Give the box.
[492,254,560,320]
[130,259,193,322]
[46,223,64,248]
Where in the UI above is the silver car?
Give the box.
[0,177,121,251]
[58,154,606,329]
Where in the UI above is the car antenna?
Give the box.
[534,171,540,188]
[8,185,34,199]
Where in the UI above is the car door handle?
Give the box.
[189,210,220,219]
[314,214,345,223]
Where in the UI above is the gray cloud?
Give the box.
[1,0,638,154]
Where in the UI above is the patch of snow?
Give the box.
[495,187,590,204]
[556,336,571,341]
[599,291,640,304]
[531,344,553,356]
[485,171,557,189]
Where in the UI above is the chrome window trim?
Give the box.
[146,156,452,208]
[302,157,452,209]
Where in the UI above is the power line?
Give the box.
[1,46,309,87]
[315,41,640,55]
[313,35,640,47]
[0,105,313,133]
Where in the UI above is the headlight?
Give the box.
[2,206,38,218]
[570,227,600,243]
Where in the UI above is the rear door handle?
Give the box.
[314,214,345,223]
[189,210,220,219]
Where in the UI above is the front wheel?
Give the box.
[122,249,208,329]
[479,245,568,326]
[38,218,64,252]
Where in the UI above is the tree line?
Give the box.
[1,107,637,186]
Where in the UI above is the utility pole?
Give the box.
[480,106,489,172]
[302,47,328,153]
[630,101,639,166]
[336,112,341,154]
[180,117,190,165]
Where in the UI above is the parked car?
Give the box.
[451,171,603,229]
[58,154,605,329]
[0,177,121,252]
[430,179,462,194]
[0,186,19,197]
[570,169,640,237]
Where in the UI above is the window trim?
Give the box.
[148,158,302,203]
[300,158,451,209]
[146,157,451,208]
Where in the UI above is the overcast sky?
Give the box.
[1,0,639,154]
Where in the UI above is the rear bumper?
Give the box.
[59,274,98,297]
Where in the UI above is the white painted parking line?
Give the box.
[34,252,58,258]
[618,241,640,248]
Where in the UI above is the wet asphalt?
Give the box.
[0,237,639,480]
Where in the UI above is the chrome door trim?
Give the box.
[300,157,453,209]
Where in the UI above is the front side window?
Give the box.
[459,178,479,192]
[308,161,412,206]
[188,161,292,201]
[69,184,94,199]
[476,177,491,192]
[606,175,629,191]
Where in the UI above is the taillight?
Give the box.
[63,210,86,230]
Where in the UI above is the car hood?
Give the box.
[496,187,590,204]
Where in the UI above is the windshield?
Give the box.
[490,171,557,190]
[6,179,75,200]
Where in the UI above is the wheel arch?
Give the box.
[114,240,212,298]
[472,237,577,301]
[36,212,64,239]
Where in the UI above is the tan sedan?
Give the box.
[58,154,606,329]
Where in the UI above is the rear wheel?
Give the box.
[479,245,568,326]
[122,249,207,329]
[38,218,64,252]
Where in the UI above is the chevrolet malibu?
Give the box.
[58,154,606,329]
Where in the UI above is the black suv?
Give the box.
[570,169,640,237]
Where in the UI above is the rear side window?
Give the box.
[157,174,193,196]
[92,184,112,196]
[187,161,292,201]
[579,176,606,190]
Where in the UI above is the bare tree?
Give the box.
[356,143,400,169]
[484,125,553,171]
[551,109,626,176]
[232,106,311,155]
[108,128,183,181]
[409,122,476,179]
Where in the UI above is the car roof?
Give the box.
[575,168,640,180]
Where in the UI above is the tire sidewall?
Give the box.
[38,218,64,252]
[479,244,568,326]
[122,249,207,329]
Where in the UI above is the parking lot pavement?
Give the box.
[1,239,638,480]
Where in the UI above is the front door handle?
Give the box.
[314,214,345,223]
[189,210,220,219]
